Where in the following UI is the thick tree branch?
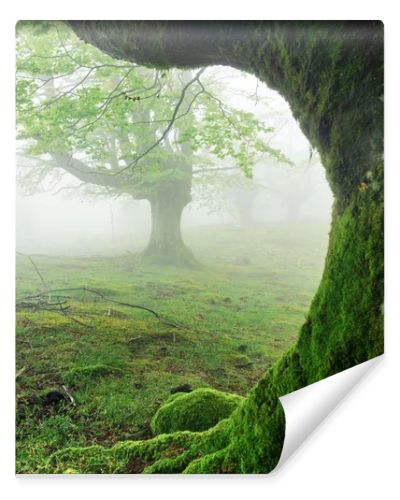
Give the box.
[67,21,260,70]
[51,152,126,188]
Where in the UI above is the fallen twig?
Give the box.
[17,252,48,290]
[17,252,180,329]
[17,286,179,329]
[61,385,76,407]
[128,335,142,343]
[16,366,27,379]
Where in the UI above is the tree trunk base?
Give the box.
[141,241,200,268]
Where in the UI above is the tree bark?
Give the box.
[143,181,195,266]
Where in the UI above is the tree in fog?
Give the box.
[16,22,291,265]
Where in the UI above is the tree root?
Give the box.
[48,421,230,474]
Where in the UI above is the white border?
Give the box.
[2,2,399,499]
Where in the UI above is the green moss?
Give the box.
[151,388,244,435]
[48,423,231,474]
[297,164,384,381]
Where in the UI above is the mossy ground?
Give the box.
[16,221,329,473]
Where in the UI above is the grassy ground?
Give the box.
[16,222,329,473]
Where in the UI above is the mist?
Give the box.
[16,67,333,257]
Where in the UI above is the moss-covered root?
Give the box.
[151,388,244,435]
[48,419,231,474]
[183,368,290,473]
[49,432,197,473]
[48,361,293,474]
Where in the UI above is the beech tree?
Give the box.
[16,21,292,265]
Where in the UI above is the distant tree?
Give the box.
[16,22,291,265]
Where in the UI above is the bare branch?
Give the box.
[37,66,98,112]
[126,86,204,127]
[115,67,206,176]
[66,67,136,130]
[192,166,239,175]
[196,78,241,133]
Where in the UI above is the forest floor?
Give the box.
[15,222,329,473]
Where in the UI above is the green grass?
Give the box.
[15,221,329,473]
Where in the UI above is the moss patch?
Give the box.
[151,388,244,435]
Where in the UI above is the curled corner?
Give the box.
[274,355,383,471]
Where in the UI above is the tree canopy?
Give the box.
[16,21,291,201]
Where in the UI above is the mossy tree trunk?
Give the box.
[68,21,384,474]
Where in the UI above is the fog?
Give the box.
[16,67,333,257]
